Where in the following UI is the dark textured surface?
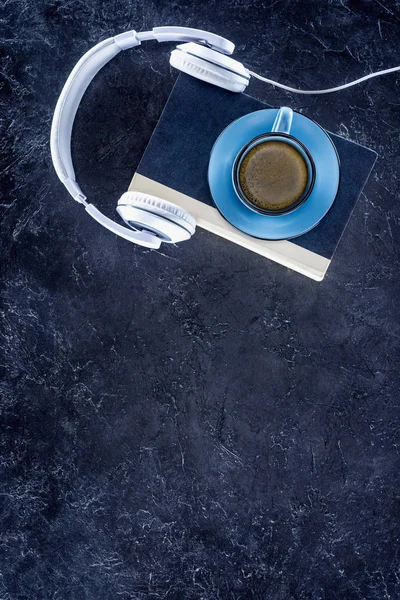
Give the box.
[1,1,400,598]
[137,72,377,258]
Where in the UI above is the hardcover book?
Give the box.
[129,73,377,281]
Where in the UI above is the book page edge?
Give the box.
[129,173,330,282]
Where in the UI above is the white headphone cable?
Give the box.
[248,64,400,94]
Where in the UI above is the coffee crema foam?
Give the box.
[238,141,308,211]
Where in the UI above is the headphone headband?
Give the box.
[50,26,235,247]
[151,26,234,54]
[50,26,234,203]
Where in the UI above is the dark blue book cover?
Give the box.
[129,73,377,280]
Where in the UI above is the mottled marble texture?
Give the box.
[1,1,400,598]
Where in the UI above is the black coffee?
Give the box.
[238,141,308,211]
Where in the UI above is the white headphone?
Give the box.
[51,25,400,249]
[50,26,250,249]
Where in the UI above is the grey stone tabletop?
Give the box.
[1,1,400,598]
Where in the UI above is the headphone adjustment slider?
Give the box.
[63,178,87,205]
[114,31,141,51]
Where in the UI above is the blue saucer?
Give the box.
[208,109,340,240]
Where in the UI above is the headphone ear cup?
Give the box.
[117,192,196,244]
[170,47,249,93]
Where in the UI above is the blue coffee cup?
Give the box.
[232,107,316,216]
